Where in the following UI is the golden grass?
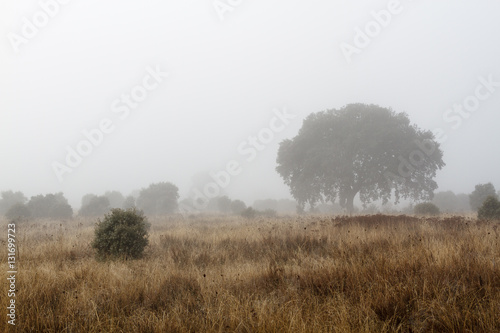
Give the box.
[0,214,499,332]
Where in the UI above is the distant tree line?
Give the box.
[0,182,181,220]
[1,181,498,220]
[1,191,73,220]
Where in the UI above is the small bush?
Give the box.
[6,203,31,220]
[92,208,150,260]
[414,202,440,216]
[241,207,257,219]
[478,196,500,220]
[260,209,277,217]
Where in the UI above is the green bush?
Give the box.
[92,208,150,260]
[478,196,500,220]
[5,203,31,220]
[414,202,440,216]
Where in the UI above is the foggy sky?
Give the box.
[1,0,500,209]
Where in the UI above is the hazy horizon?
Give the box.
[2,1,500,209]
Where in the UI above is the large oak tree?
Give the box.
[276,104,445,213]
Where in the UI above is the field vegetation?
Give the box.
[1,214,499,332]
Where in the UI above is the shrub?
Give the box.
[478,196,500,220]
[5,203,31,220]
[92,208,150,260]
[414,202,440,216]
[260,209,277,217]
[241,207,257,219]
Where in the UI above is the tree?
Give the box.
[276,104,445,213]
[122,196,136,210]
[136,182,179,215]
[478,196,500,220]
[104,191,125,208]
[82,193,98,208]
[27,193,73,219]
[79,196,110,217]
[241,207,257,218]
[92,208,150,260]
[6,203,31,220]
[216,196,232,213]
[0,190,27,215]
[469,183,497,211]
[230,200,247,214]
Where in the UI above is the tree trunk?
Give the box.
[346,190,358,215]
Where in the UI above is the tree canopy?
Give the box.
[104,191,125,208]
[469,183,497,211]
[276,104,445,212]
[27,192,73,219]
[136,182,179,215]
[0,190,27,215]
[79,195,110,217]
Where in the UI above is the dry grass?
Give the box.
[0,214,499,332]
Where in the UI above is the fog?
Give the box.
[1,0,500,209]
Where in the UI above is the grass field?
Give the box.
[1,214,499,332]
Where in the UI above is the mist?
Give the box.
[1,0,500,209]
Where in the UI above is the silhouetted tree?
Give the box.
[469,183,497,211]
[104,191,125,208]
[79,196,110,217]
[216,196,232,213]
[27,193,73,219]
[230,200,246,214]
[136,182,179,215]
[81,194,97,208]
[122,196,136,210]
[276,104,445,213]
[6,203,31,220]
[0,190,27,215]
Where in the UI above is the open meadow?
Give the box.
[1,214,499,332]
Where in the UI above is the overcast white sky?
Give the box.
[1,0,500,208]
